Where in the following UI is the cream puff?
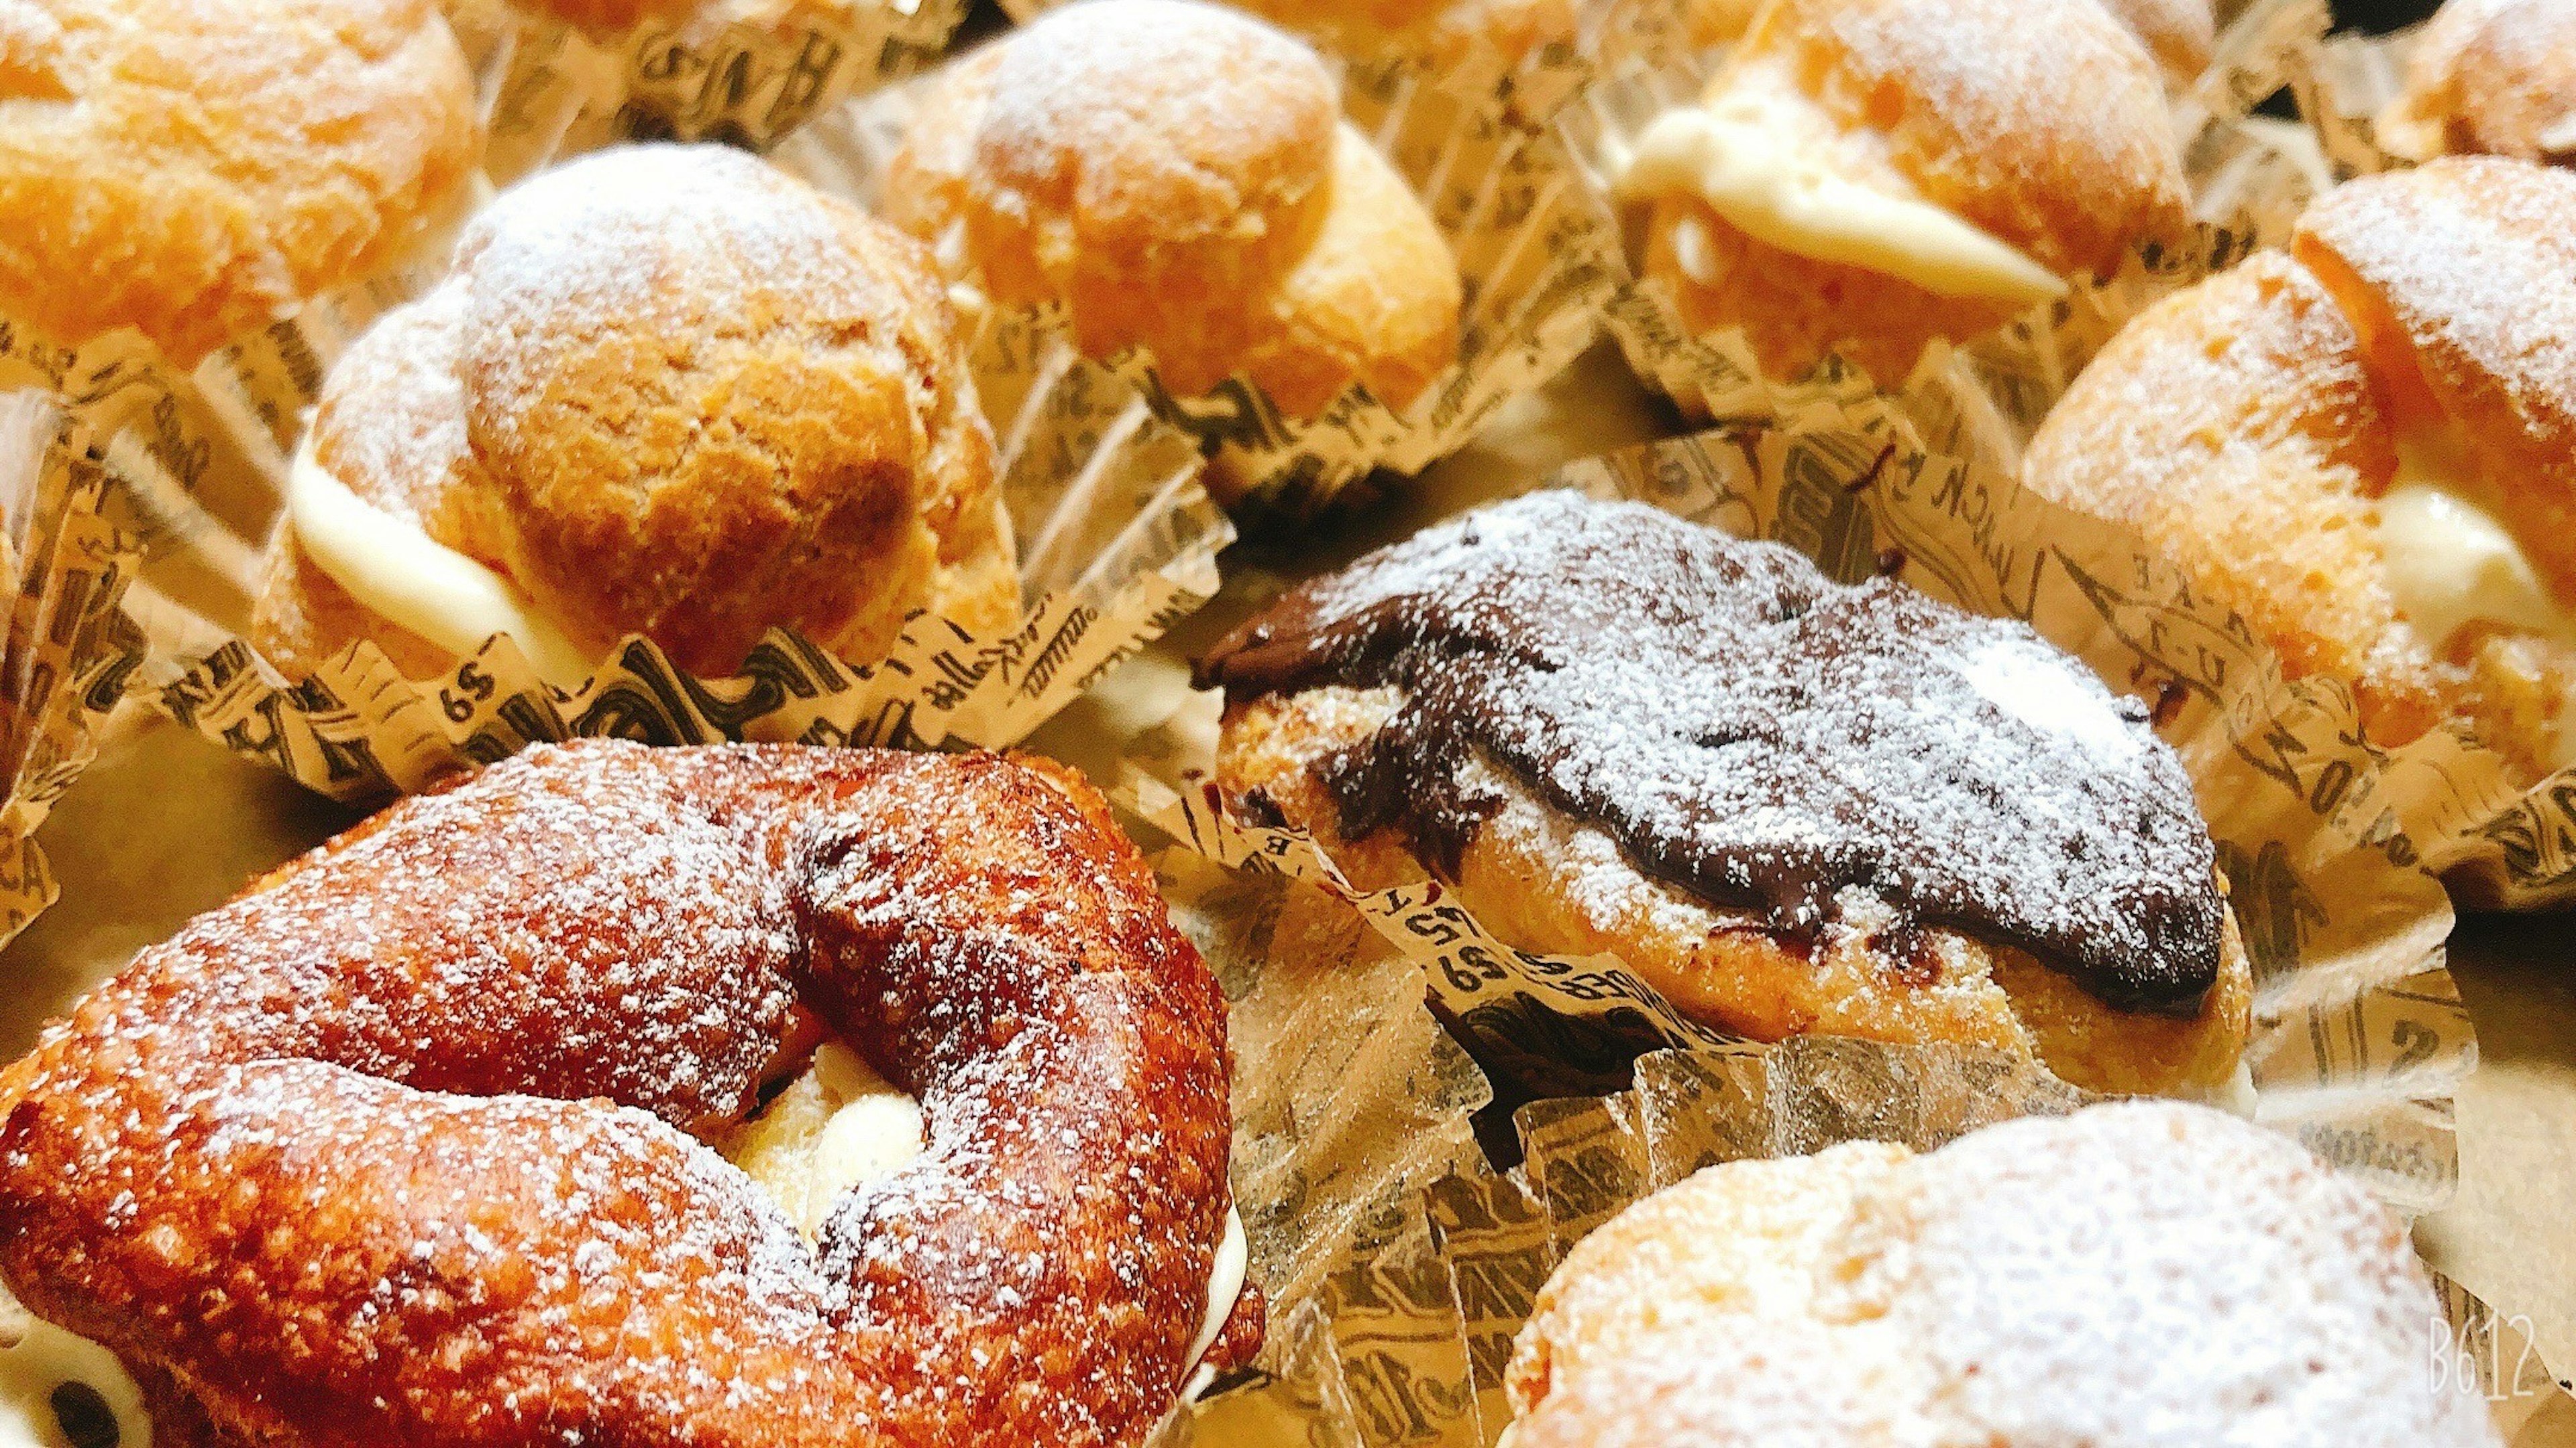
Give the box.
[249,142,1017,684]
[1687,0,2210,84]
[1504,1101,2499,1446]
[1229,0,1577,70]
[879,0,1463,419]
[2379,0,2576,166]
[1618,0,2192,385]
[2023,156,2576,782]
[0,0,480,368]
[1197,491,2253,1098]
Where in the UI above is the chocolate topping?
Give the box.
[1199,492,2224,1014]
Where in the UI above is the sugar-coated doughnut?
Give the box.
[250,142,1018,684]
[879,0,1462,417]
[2024,157,2576,780]
[1199,491,2252,1098]
[1505,1101,2498,1447]
[0,0,480,367]
[0,740,1258,1445]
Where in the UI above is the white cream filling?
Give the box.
[1617,95,2068,306]
[0,1301,149,1448]
[2374,437,2576,767]
[731,1044,1252,1390]
[284,441,596,688]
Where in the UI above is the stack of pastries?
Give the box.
[0,0,2556,1445]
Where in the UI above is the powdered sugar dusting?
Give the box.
[0,741,1242,1441]
[1202,491,2223,1012]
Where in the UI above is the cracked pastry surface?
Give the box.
[2023,157,2576,783]
[879,0,1462,418]
[249,142,1017,684]
[1199,491,2251,1097]
[1624,0,2190,385]
[0,739,1257,1447]
[0,0,480,366]
[1504,1101,2499,1447]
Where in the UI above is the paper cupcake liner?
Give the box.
[3,120,1228,803]
[1126,409,2475,1215]
[2285,19,2424,178]
[1559,0,2329,429]
[767,28,1625,517]
[1134,858,2559,1447]
[0,386,144,952]
[471,0,971,181]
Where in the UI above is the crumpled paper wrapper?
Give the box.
[1144,856,2563,1446]
[0,386,142,951]
[469,0,971,180]
[1560,0,2576,910]
[7,91,1230,804]
[1132,412,2478,1217]
[765,25,1625,516]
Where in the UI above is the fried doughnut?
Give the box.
[1619,0,2191,384]
[1197,492,2252,1098]
[878,0,1463,418]
[0,0,480,368]
[1503,1101,2498,1446]
[2381,0,2576,166]
[249,142,1017,685]
[0,739,1258,1445]
[2023,157,2576,780]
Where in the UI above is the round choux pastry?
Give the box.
[1686,0,2209,84]
[0,0,480,368]
[2023,156,2576,782]
[879,0,1463,419]
[250,142,1017,684]
[1503,1101,2500,1447]
[1619,0,2192,386]
[1199,492,2253,1100]
[1229,0,1576,70]
[2379,0,2576,166]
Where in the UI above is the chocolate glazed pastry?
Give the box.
[1200,492,2253,1097]
[0,741,1256,1446]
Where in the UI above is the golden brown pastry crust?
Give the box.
[2024,158,2576,780]
[0,740,1254,1445]
[1644,0,2190,382]
[250,143,1018,682]
[1213,686,2252,1098]
[0,0,480,368]
[1504,1104,2497,1447]
[881,0,1462,417]
[1230,0,1576,69]
[2096,0,2214,84]
[2383,0,2576,165]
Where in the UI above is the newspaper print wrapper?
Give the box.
[12,144,1229,804]
[1136,828,2559,1445]
[1561,0,2332,421]
[764,30,1624,518]
[1115,422,2495,1444]
[1566,2,2576,909]
[463,0,970,181]
[988,0,1686,127]
[0,383,144,951]
[2275,27,2576,910]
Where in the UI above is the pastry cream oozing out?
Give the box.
[2375,433,2576,768]
[0,1296,150,1448]
[285,439,597,688]
[727,1043,1252,1388]
[1617,93,2068,307]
